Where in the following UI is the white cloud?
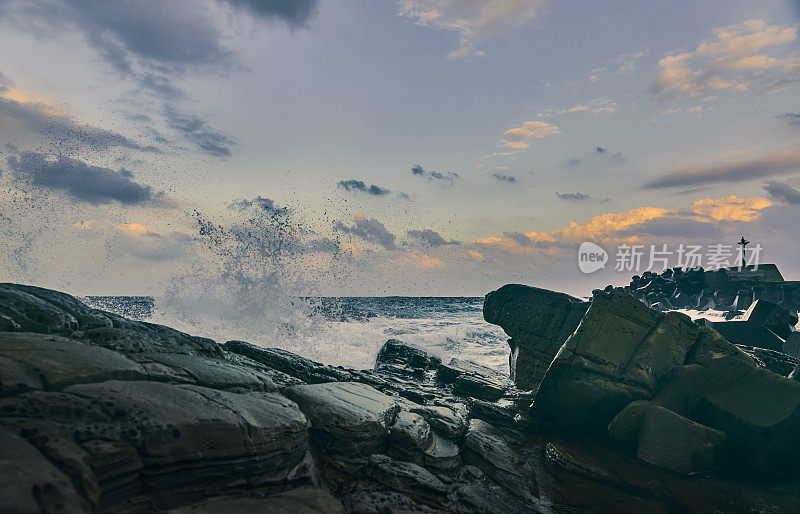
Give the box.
[397,0,548,60]
[499,120,560,149]
[654,19,798,101]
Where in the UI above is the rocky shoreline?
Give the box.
[2,282,800,512]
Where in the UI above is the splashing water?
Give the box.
[142,203,510,373]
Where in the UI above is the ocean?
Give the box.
[81,295,511,373]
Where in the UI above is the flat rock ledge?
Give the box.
[2,282,800,513]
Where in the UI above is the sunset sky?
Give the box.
[1,0,799,296]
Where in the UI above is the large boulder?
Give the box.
[533,292,697,434]
[375,339,441,377]
[698,299,798,352]
[462,419,537,500]
[0,283,221,356]
[0,332,145,394]
[0,427,91,513]
[484,284,588,390]
[224,341,352,384]
[609,402,728,474]
[284,381,399,463]
[438,358,512,401]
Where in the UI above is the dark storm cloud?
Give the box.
[6,151,153,205]
[764,180,800,205]
[411,164,460,184]
[643,143,800,189]
[333,215,396,250]
[491,173,517,183]
[229,195,291,215]
[555,191,592,201]
[337,179,391,196]
[225,0,320,26]
[0,1,319,159]
[779,112,800,127]
[2,0,320,96]
[0,96,158,152]
[163,106,235,157]
[407,229,459,247]
[503,232,532,246]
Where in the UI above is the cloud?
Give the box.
[1,0,319,96]
[397,0,548,60]
[503,232,532,246]
[542,98,617,116]
[474,195,771,252]
[499,120,559,149]
[555,191,592,201]
[337,179,391,196]
[228,195,291,215]
[764,180,800,204]
[653,19,798,101]
[333,213,397,250]
[114,224,192,262]
[410,164,460,184]
[779,112,800,127]
[162,106,235,157]
[590,50,646,81]
[0,87,157,153]
[491,172,516,183]
[224,0,319,27]
[6,151,153,205]
[0,1,319,159]
[568,145,627,167]
[407,228,459,247]
[643,142,800,189]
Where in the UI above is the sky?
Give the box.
[0,0,799,297]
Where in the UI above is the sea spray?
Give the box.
[139,200,509,371]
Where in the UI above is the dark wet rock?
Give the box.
[0,332,145,393]
[421,432,461,471]
[127,352,279,391]
[736,344,800,377]
[705,299,797,352]
[343,490,443,513]
[448,465,540,514]
[453,373,507,401]
[462,419,537,500]
[224,340,352,383]
[610,402,727,474]
[0,426,91,513]
[438,357,512,401]
[409,403,468,440]
[484,284,588,390]
[389,410,433,452]
[5,281,800,512]
[169,487,346,514]
[469,397,529,431]
[783,331,800,359]
[375,339,442,376]
[533,292,697,434]
[285,381,399,463]
[0,283,221,357]
[68,380,308,474]
[365,454,449,505]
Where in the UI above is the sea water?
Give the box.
[81,295,511,373]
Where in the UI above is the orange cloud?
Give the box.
[474,195,771,251]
